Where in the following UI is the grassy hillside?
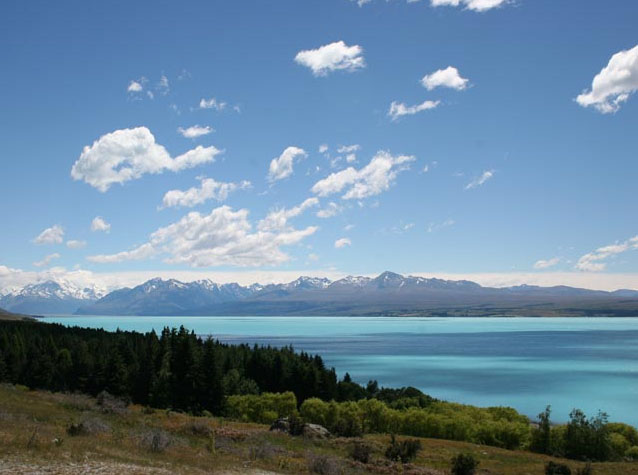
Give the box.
[0,307,34,321]
[1,384,636,474]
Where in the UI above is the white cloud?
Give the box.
[316,202,342,218]
[268,146,307,182]
[465,170,494,189]
[258,198,319,232]
[66,240,87,249]
[576,45,638,114]
[312,150,415,200]
[388,100,440,120]
[34,225,64,245]
[350,0,372,6]
[88,203,318,268]
[127,80,143,93]
[88,243,156,264]
[33,253,61,268]
[295,41,365,76]
[161,178,251,208]
[421,66,469,90]
[71,127,220,192]
[177,125,214,138]
[91,216,111,233]
[427,219,455,233]
[430,0,509,12]
[318,144,329,154]
[337,144,360,154]
[199,97,226,110]
[335,238,352,248]
[576,236,638,272]
[533,257,561,270]
[157,75,169,95]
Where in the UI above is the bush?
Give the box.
[609,432,630,460]
[186,419,213,437]
[139,429,173,452]
[96,391,128,414]
[351,442,373,464]
[307,454,340,474]
[225,392,297,424]
[576,463,593,475]
[66,418,110,436]
[545,461,572,475]
[626,445,638,460]
[248,442,275,461]
[385,434,422,463]
[451,453,479,475]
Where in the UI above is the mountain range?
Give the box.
[0,281,105,315]
[3,272,638,317]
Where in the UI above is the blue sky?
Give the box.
[1,0,638,291]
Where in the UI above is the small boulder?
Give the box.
[302,423,331,439]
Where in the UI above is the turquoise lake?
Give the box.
[44,316,638,425]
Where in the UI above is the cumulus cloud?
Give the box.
[33,253,61,268]
[312,151,415,200]
[127,80,144,93]
[66,240,87,249]
[335,238,352,248]
[295,41,365,76]
[199,97,226,110]
[388,100,440,120]
[430,0,509,12]
[268,146,307,182]
[534,257,561,270]
[465,170,494,190]
[33,225,64,245]
[576,236,638,272]
[161,178,251,208]
[91,217,111,233]
[316,202,342,218]
[422,66,469,90]
[576,45,638,114]
[88,204,318,267]
[177,125,214,138]
[71,127,221,192]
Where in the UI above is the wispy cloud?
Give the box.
[388,100,440,120]
[465,170,494,190]
[576,236,638,271]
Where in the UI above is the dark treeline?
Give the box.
[0,320,370,413]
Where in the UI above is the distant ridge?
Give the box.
[72,271,638,317]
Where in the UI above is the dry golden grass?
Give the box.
[1,384,637,474]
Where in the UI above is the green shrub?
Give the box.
[609,432,630,460]
[385,434,421,463]
[225,392,297,424]
[451,453,479,475]
[625,445,638,460]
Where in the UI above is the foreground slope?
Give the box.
[1,385,634,475]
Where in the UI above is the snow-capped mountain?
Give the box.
[73,271,638,316]
[0,280,106,315]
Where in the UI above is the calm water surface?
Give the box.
[44,316,638,425]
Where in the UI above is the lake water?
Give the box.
[44,316,638,425]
